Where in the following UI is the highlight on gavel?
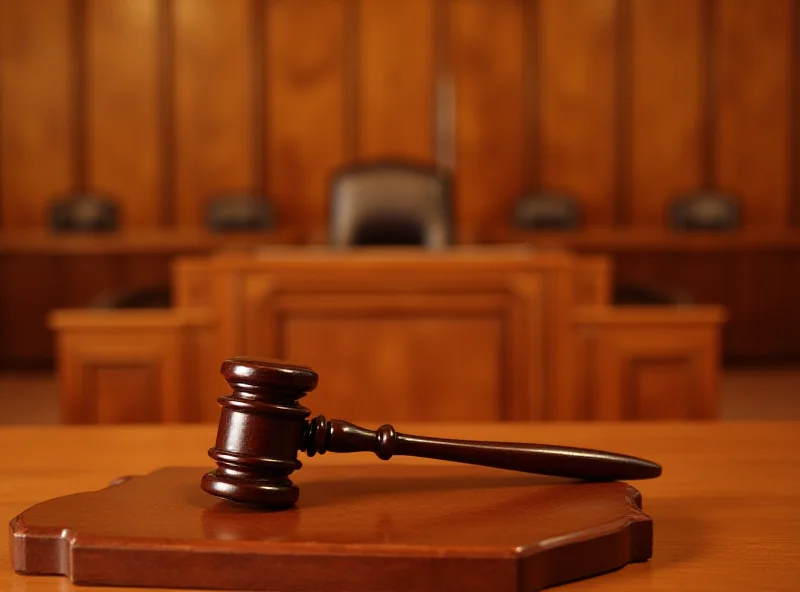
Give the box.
[201,357,662,508]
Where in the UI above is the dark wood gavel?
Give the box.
[201,357,662,507]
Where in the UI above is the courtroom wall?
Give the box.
[1,0,797,239]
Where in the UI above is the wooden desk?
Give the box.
[483,229,800,364]
[0,229,298,369]
[484,228,800,252]
[2,422,798,591]
[0,228,301,254]
[48,248,725,422]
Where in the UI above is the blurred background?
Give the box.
[0,0,798,424]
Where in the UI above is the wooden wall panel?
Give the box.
[284,317,503,422]
[629,0,703,226]
[715,0,793,227]
[265,0,345,232]
[173,0,254,226]
[2,0,800,371]
[0,0,73,229]
[0,0,797,237]
[539,0,617,226]
[451,0,525,236]
[0,255,59,367]
[86,0,161,227]
[358,0,435,161]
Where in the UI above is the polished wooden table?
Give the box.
[3,422,798,591]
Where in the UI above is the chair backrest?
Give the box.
[613,282,693,306]
[512,193,580,230]
[206,195,274,232]
[329,162,451,248]
[93,285,172,309]
[50,193,118,232]
[668,192,739,231]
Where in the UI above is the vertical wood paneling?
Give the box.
[522,0,541,190]
[173,0,253,227]
[434,0,455,171]
[87,0,160,227]
[629,0,703,226]
[539,0,617,226]
[793,0,800,226]
[451,0,525,236]
[265,0,346,232]
[716,0,793,227]
[0,0,798,237]
[359,0,435,161]
[0,255,59,365]
[157,0,175,225]
[0,0,73,229]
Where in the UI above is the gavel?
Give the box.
[201,357,662,508]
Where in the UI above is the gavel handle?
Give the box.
[303,418,662,481]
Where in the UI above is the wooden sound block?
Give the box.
[11,465,653,592]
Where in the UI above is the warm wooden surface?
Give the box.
[0,231,296,369]
[48,250,725,423]
[485,229,800,252]
[573,306,725,420]
[12,466,652,592]
[6,368,800,426]
[484,230,800,365]
[49,309,215,423]
[0,229,299,254]
[207,248,577,421]
[5,229,800,254]
[2,422,799,591]
[1,0,797,233]
[2,0,797,371]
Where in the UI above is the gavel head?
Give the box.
[200,357,319,508]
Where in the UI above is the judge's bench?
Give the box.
[48,246,725,423]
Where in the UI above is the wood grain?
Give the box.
[573,256,613,305]
[629,0,703,226]
[0,0,73,229]
[173,0,253,226]
[264,0,346,233]
[358,0,435,161]
[221,250,552,420]
[1,422,799,591]
[47,248,724,423]
[574,306,724,420]
[539,0,617,226]
[1,0,800,371]
[12,465,652,591]
[611,251,800,365]
[284,315,504,422]
[451,0,525,235]
[86,0,160,227]
[50,308,211,423]
[715,0,793,227]
[0,228,300,254]
[0,255,59,367]
[0,0,797,237]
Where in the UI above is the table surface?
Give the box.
[0,228,300,254]
[4,228,800,255]
[484,228,800,251]
[2,422,798,591]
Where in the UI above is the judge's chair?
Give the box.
[668,192,739,231]
[328,162,451,248]
[50,193,118,232]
